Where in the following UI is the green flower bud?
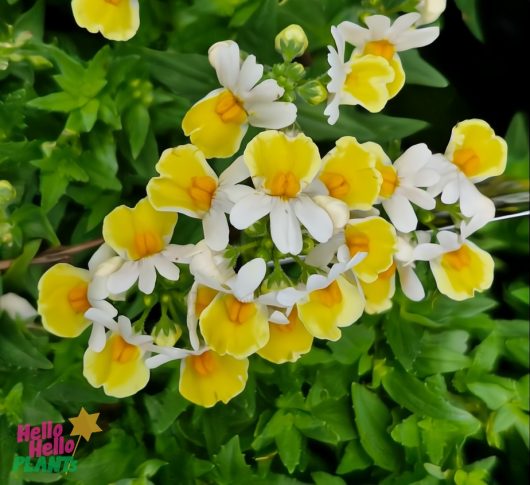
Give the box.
[275,24,309,62]
[298,80,328,105]
[0,180,16,206]
[0,222,13,245]
[152,323,182,347]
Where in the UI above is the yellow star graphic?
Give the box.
[68,407,102,442]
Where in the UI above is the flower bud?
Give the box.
[297,80,328,105]
[275,24,308,62]
[152,323,182,347]
[0,180,16,207]
[416,0,447,25]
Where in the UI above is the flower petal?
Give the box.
[293,195,333,243]
[246,101,297,129]
[107,261,139,294]
[382,195,418,233]
[138,260,157,294]
[203,208,230,251]
[230,192,273,229]
[208,40,240,91]
[270,199,303,255]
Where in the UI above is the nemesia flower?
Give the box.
[365,142,440,233]
[414,230,494,301]
[102,198,196,295]
[147,146,251,251]
[428,119,507,237]
[83,316,153,398]
[230,131,334,255]
[257,307,313,364]
[319,137,382,210]
[0,293,37,320]
[416,0,447,25]
[359,263,397,314]
[325,26,396,123]
[182,41,297,158]
[199,258,270,358]
[393,232,430,301]
[71,0,140,41]
[179,348,249,408]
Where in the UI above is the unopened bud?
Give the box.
[152,324,182,347]
[0,180,16,206]
[275,24,308,62]
[298,80,327,105]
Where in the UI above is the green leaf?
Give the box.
[10,205,60,246]
[125,104,151,159]
[3,239,40,290]
[40,171,69,213]
[384,309,423,371]
[66,99,100,133]
[351,383,402,471]
[454,0,484,42]
[505,338,530,367]
[400,50,448,88]
[381,366,480,432]
[276,415,302,473]
[211,435,253,484]
[505,112,529,178]
[144,387,189,434]
[391,415,421,448]
[467,376,516,410]
[336,439,371,474]
[135,459,168,478]
[0,416,16,484]
[312,471,347,485]
[327,322,375,365]
[28,92,87,113]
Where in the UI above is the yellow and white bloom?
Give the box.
[366,142,439,233]
[83,316,153,398]
[319,137,382,210]
[415,230,494,301]
[429,119,507,237]
[71,0,140,42]
[325,26,396,123]
[102,198,196,295]
[230,131,334,255]
[182,41,297,158]
[179,349,249,408]
[416,0,447,25]
[147,146,251,251]
[359,262,396,314]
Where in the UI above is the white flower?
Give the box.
[416,0,447,25]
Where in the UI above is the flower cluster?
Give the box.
[38,17,507,408]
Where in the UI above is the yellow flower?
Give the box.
[445,119,507,182]
[182,41,296,158]
[430,237,494,301]
[343,217,397,283]
[83,331,149,398]
[320,136,382,210]
[71,0,140,42]
[258,307,313,363]
[359,262,396,314]
[179,350,248,407]
[297,275,364,341]
[199,293,269,358]
[38,263,91,338]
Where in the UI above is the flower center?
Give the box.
[311,280,342,307]
[188,175,218,211]
[364,40,395,61]
[268,171,301,199]
[215,90,247,124]
[191,351,217,376]
[378,165,399,198]
[346,231,370,257]
[134,231,163,259]
[111,336,140,363]
[320,172,349,199]
[442,245,471,270]
[224,295,257,324]
[378,262,397,280]
[67,284,90,314]
[452,148,480,177]
[195,286,218,316]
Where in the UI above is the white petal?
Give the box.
[440,178,460,204]
[219,184,255,208]
[230,192,273,229]
[388,13,421,38]
[305,234,343,267]
[219,155,250,185]
[413,168,440,187]
[413,242,445,261]
[138,260,157,294]
[269,310,290,324]
[383,196,418,233]
[186,283,201,351]
[91,299,118,318]
[88,324,107,352]
[208,40,240,90]
[311,195,349,230]
[85,307,117,330]
[229,258,266,301]
[163,244,200,263]
[87,243,116,274]
[88,275,110,301]
[107,261,139,294]
[293,195,333,243]
[270,199,303,255]
[244,79,284,104]
[203,209,229,251]
[0,293,37,320]
[364,15,392,38]
[337,20,370,47]
[152,254,181,281]
[324,94,341,125]
[398,185,436,210]
[397,265,425,301]
[236,54,263,94]
[460,196,495,238]
[459,180,488,217]
[247,102,297,129]
[394,26,439,51]
[394,143,431,179]
[437,230,460,250]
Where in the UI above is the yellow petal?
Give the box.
[83,334,149,398]
[147,145,219,217]
[344,217,397,283]
[297,276,364,341]
[244,130,321,195]
[386,55,405,99]
[37,263,91,338]
[179,350,249,407]
[430,241,494,301]
[445,119,507,180]
[199,294,269,358]
[103,197,177,260]
[359,263,396,314]
[257,307,313,363]
[182,90,247,159]
[320,136,382,209]
[343,54,395,113]
[71,0,140,42]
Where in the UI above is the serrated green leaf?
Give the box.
[467,376,516,410]
[212,435,253,484]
